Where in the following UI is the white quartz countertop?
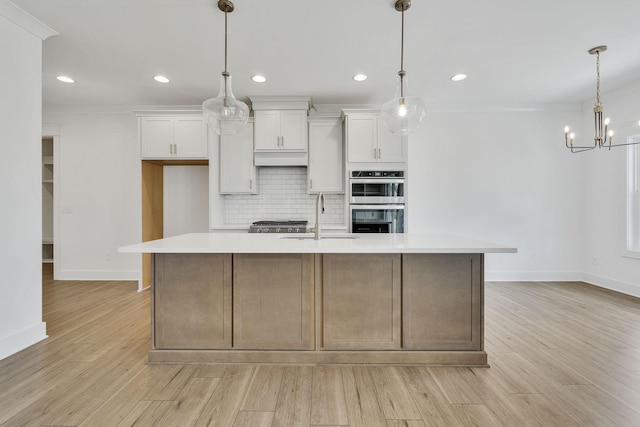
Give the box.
[118,233,517,254]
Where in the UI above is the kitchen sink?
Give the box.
[279,235,360,240]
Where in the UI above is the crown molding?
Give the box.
[43,102,586,116]
[0,0,57,40]
[425,103,582,113]
[43,105,203,115]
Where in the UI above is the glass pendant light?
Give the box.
[381,0,426,136]
[203,0,249,135]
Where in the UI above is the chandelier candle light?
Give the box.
[564,45,640,152]
[203,0,249,135]
[381,0,426,136]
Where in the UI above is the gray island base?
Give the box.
[119,233,516,366]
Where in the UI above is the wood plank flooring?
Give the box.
[0,266,639,426]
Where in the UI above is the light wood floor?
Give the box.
[0,265,639,426]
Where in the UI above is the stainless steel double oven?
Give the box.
[349,170,405,233]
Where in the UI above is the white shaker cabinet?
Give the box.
[376,117,405,162]
[254,110,307,151]
[140,115,207,159]
[344,111,405,163]
[219,121,257,194]
[308,118,343,194]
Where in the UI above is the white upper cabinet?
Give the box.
[376,117,405,163]
[345,114,377,163]
[219,121,257,194]
[140,115,207,159]
[308,118,344,194]
[254,110,307,151]
[249,96,311,167]
[344,111,405,163]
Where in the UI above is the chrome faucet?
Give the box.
[312,192,325,240]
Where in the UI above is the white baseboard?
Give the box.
[485,271,582,282]
[0,322,48,361]
[57,269,139,281]
[486,270,640,298]
[581,273,640,298]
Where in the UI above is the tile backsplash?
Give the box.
[224,167,345,225]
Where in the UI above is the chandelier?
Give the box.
[564,45,640,152]
[381,0,426,136]
[202,0,249,135]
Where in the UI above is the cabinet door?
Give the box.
[308,119,343,194]
[377,119,405,162]
[403,254,483,350]
[253,111,281,151]
[233,253,314,350]
[345,114,377,162]
[219,122,257,194]
[280,110,307,151]
[141,117,173,158]
[174,116,207,158]
[154,253,232,349]
[322,253,401,350]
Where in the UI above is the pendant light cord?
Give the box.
[399,6,405,97]
[224,9,228,74]
[400,7,405,73]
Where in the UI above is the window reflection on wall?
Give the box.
[627,135,640,254]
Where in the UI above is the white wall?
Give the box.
[408,109,584,281]
[164,165,209,237]
[581,80,640,296]
[42,110,141,280]
[0,3,56,360]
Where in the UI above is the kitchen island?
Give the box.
[119,233,516,366]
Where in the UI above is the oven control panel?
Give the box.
[351,170,404,178]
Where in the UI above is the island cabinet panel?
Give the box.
[233,253,314,350]
[321,253,401,350]
[154,253,232,349]
[402,253,483,351]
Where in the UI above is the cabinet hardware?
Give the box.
[249,179,252,189]
[310,179,313,188]
[378,148,381,159]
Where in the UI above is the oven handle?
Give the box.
[349,178,405,184]
[350,204,405,210]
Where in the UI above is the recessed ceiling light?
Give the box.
[251,75,266,83]
[450,73,468,82]
[154,75,170,83]
[353,74,367,82]
[56,76,75,83]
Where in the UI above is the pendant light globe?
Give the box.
[381,95,426,136]
[203,72,249,135]
[203,0,249,136]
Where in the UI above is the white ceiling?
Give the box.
[12,0,640,109]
